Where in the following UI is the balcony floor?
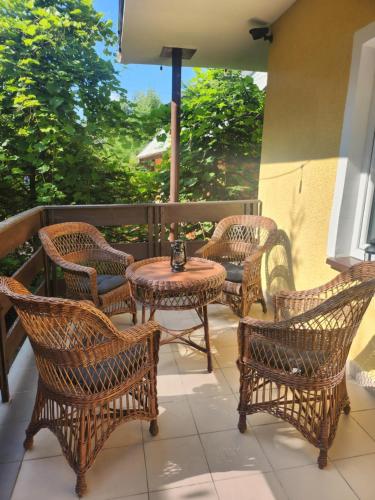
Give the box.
[1,304,375,500]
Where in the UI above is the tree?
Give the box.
[157,69,264,202]
[0,0,136,218]
[133,89,170,141]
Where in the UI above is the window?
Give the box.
[328,25,375,261]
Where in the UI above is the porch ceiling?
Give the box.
[119,0,296,71]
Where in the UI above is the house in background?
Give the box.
[120,0,375,386]
[137,132,170,169]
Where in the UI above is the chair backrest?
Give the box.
[213,215,277,248]
[288,262,375,356]
[39,222,106,263]
[0,277,128,396]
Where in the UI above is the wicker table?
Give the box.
[126,257,226,372]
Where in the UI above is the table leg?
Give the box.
[203,305,212,373]
[142,305,146,324]
[149,307,155,321]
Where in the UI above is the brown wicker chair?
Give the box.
[39,222,136,322]
[0,277,160,497]
[237,262,375,469]
[196,215,277,317]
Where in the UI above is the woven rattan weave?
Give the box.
[126,257,225,372]
[39,222,136,321]
[0,277,160,497]
[237,261,375,469]
[196,215,277,317]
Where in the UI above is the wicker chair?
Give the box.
[0,277,160,497]
[237,262,375,469]
[196,215,277,317]
[39,222,136,322]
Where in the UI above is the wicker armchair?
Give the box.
[39,222,136,321]
[0,277,160,497]
[196,215,277,317]
[237,262,375,469]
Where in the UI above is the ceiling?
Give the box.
[119,0,296,71]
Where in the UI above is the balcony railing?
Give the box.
[0,199,261,402]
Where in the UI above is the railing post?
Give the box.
[0,308,10,402]
[41,209,52,297]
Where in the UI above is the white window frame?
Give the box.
[328,22,375,260]
[350,96,375,260]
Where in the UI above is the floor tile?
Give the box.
[221,367,240,394]
[23,428,61,460]
[8,366,38,395]
[156,373,186,402]
[328,415,375,460]
[13,445,147,500]
[104,420,143,448]
[114,495,148,500]
[214,345,238,368]
[253,422,318,470]
[214,471,287,500]
[0,421,26,463]
[144,435,211,491]
[0,391,35,426]
[149,483,218,499]
[335,453,375,500]
[346,378,375,411]
[247,412,280,427]
[157,352,179,375]
[276,463,357,500]
[173,345,218,373]
[0,461,21,500]
[189,394,238,434]
[180,368,232,398]
[200,428,272,481]
[351,408,375,440]
[142,399,197,442]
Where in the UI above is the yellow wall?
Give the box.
[259,0,375,361]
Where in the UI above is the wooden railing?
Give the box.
[0,199,261,401]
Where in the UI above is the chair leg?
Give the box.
[318,448,328,469]
[238,413,247,433]
[343,402,351,415]
[24,385,45,450]
[149,419,159,436]
[318,390,329,469]
[75,473,87,498]
[238,364,248,433]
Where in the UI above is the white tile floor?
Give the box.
[1,304,375,499]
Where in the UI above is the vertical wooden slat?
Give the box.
[147,206,154,258]
[0,310,10,402]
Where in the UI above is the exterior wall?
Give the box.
[259,0,375,364]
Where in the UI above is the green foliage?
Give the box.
[0,0,139,218]
[133,89,170,141]
[158,69,264,201]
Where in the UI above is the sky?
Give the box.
[93,0,195,103]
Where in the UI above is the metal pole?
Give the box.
[169,47,182,240]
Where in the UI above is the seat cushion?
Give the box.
[222,262,244,283]
[249,341,329,377]
[97,274,126,294]
[69,345,146,392]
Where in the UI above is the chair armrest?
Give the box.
[52,256,99,303]
[88,248,134,276]
[86,231,134,265]
[242,250,263,288]
[195,240,219,258]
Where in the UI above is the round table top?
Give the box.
[126,256,226,291]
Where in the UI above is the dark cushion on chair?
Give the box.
[97,274,126,294]
[69,345,146,392]
[222,262,244,283]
